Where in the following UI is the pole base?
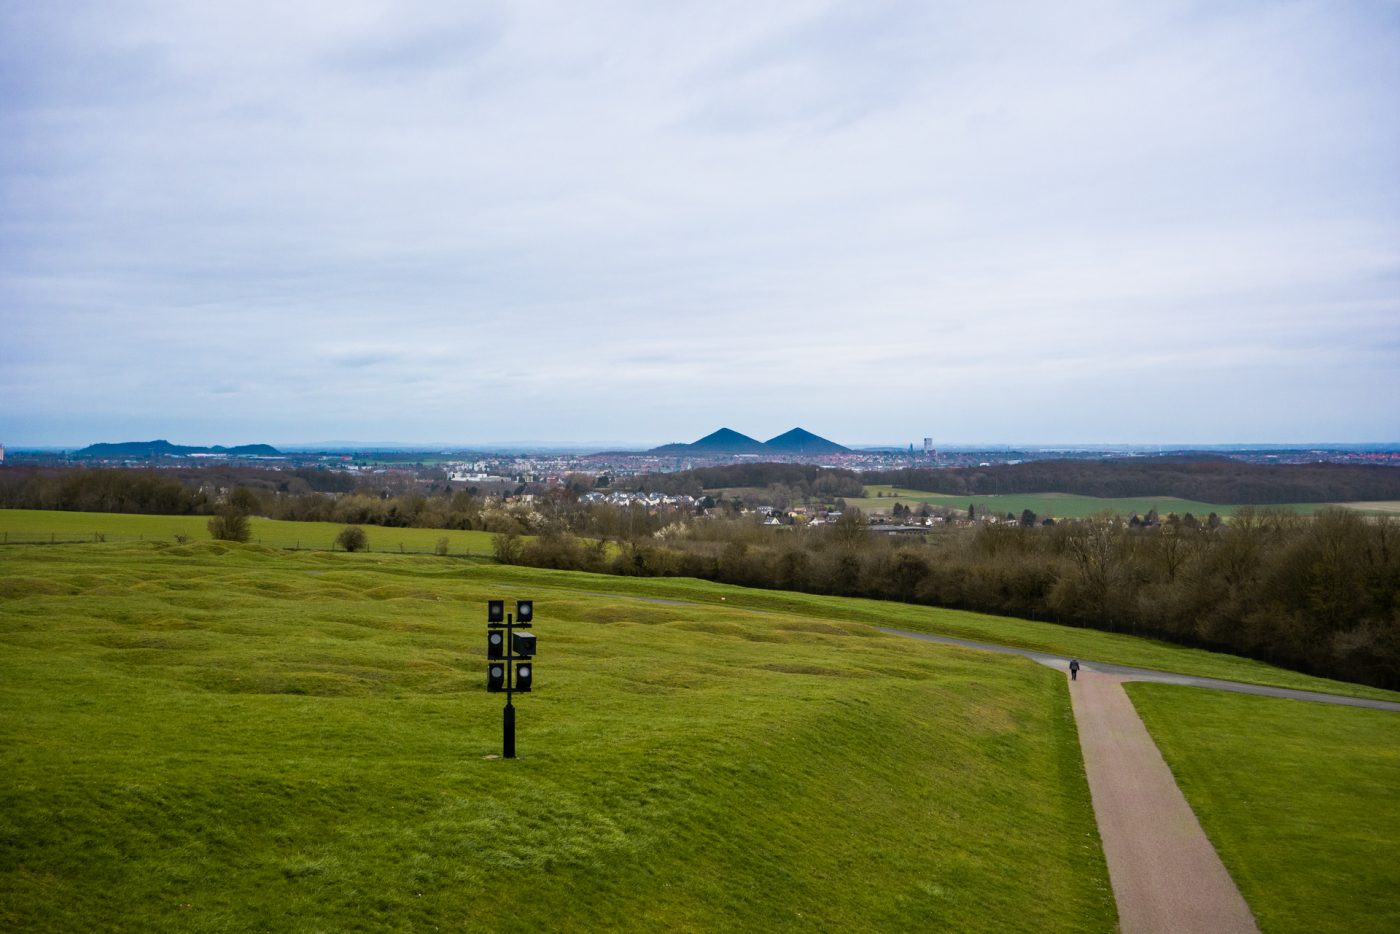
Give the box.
[503,702,516,759]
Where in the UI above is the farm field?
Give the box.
[0,541,1114,932]
[0,509,501,556]
[1128,683,1400,934]
[1336,500,1400,515]
[849,487,1393,518]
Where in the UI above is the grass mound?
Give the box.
[0,542,1113,932]
[0,508,501,556]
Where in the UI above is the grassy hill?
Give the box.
[3,541,1395,931]
[0,541,1114,932]
[0,508,501,556]
[6,509,1396,701]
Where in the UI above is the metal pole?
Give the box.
[503,700,516,759]
[503,612,516,758]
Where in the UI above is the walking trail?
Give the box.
[876,627,1400,933]
[1069,673,1258,933]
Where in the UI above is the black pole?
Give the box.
[504,700,516,758]
[503,612,516,758]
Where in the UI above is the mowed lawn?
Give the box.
[849,487,1393,519]
[1128,683,1400,934]
[0,508,500,556]
[470,565,1400,703]
[0,542,1114,932]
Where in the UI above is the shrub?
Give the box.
[336,526,368,552]
[492,532,522,564]
[208,507,251,543]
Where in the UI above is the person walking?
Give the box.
[1069,658,1081,681]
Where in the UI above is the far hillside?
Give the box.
[847,488,1397,519]
[630,459,1400,506]
[868,458,1400,505]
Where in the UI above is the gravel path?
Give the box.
[1070,674,1259,933]
[877,627,1400,712]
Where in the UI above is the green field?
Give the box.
[1128,683,1400,934]
[472,567,1400,703]
[0,541,1114,932]
[2,509,1394,702]
[0,509,501,556]
[850,486,1396,519]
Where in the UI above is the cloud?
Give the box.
[1,0,1397,446]
[327,350,403,369]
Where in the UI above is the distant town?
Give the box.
[3,429,1397,492]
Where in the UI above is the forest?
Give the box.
[624,462,866,499]
[868,458,1400,503]
[0,465,360,515]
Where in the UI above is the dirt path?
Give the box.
[1070,674,1259,933]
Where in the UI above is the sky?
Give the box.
[2,0,1398,449]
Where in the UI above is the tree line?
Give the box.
[0,465,362,515]
[496,507,1400,690]
[0,466,633,536]
[870,458,1400,504]
[622,463,866,500]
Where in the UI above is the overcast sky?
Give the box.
[2,1,1397,448]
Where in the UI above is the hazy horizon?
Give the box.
[4,2,1397,447]
[7,432,1399,453]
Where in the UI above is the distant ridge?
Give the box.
[651,428,766,454]
[649,427,847,456]
[74,440,282,458]
[763,427,850,454]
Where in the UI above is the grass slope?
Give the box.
[851,487,1393,518]
[1127,683,1400,934]
[0,509,500,556]
[463,565,1400,703]
[0,542,1113,932]
[3,510,1394,702]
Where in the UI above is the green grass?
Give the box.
[852,487,1392,518]
[460,566,1400,703]
[0,508,500,556]
[0,541,1114,932]
[3,510,1393,702]
[1127,683,1400,934]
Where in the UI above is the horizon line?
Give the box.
[5,439,1400,452]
